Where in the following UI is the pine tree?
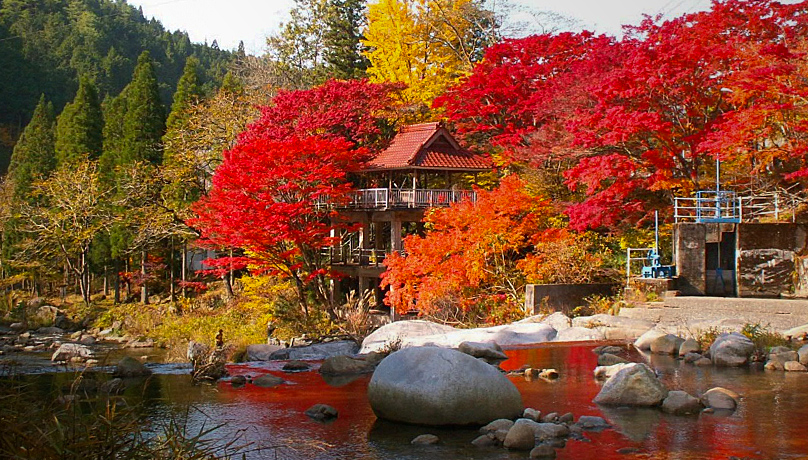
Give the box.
[121,51,165,165]
[165,57,202,133]
[55,76,104,165]
[8,95,57,201]
[324,0,369,79]
[99,91,128,186]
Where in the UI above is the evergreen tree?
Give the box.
[324,0,369,79]
[55,76,104,165]
[165,57,202,133]
[121,51,165,165]
[8,95,57,202]
[99,91,128,185]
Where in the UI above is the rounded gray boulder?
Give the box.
[710,332,755,367]
[368,347,523,426]
[593,363,668,406]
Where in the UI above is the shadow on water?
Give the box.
[5,341,808,459]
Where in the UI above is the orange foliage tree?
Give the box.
[381,176,613,323]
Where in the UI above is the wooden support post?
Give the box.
[391,219,403,252]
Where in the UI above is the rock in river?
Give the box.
[368,347,523,426]
[700,387,739,410]
[113,356,152,378]
[710,332,755,367]
[51,343,94,362]
[593,363,668,406]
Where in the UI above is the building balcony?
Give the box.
[333,188,476,210]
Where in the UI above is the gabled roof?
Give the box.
[365,122,492,172]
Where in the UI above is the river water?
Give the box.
[6,341,808,459]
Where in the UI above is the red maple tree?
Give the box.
[191,79,400,317]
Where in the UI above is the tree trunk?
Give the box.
[141,249,148,305]
[103,265,109,297]
[169,238,175,302]
[79,249,90,305]
[222,274,233,302]
[113,259,120,304]
[181,241,187,298]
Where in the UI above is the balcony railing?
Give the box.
[326,188,476,210]
[324,246,404,267]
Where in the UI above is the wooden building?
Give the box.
[327,122,492,318]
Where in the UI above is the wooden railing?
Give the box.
[324,246,404,267]
[328,188,476,210]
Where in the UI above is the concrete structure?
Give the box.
[525,283,618,315]
[327,122,492,318]
[674,222,808,298]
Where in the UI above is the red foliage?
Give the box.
[440,1,808,230]
[191,80,399,311]
[381,176,554,322]
[435,32,620,163]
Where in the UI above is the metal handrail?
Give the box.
[674,190,791,223]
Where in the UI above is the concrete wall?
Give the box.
[525,283,618,315]
[675,222,808,298]
[737,223,808,297]
[674,223,707,295]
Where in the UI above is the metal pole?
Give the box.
[655,210,660,255]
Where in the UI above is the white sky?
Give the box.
[125,0,726,55]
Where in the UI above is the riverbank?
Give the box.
[619,296,808,336]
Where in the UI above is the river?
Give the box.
[4,341,808,459]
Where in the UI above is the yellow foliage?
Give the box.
[363,0,496,117]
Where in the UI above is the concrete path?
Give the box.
[618,296,808,335]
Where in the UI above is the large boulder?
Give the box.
[368,347,523,426]
[361,320,457,354]
[51,343,94,362]
[710,332,755,367]
[268,340,359,360]
[593,363,668,406]
[245,344,283,361]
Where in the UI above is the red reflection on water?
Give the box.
[210,344,808,460]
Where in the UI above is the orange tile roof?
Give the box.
[366,122,492,171]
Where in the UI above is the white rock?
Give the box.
[593,363,668,406]
[360,320,457,354]
[594,362,637,380]
[634,329,667,351]
[553,326,605,342]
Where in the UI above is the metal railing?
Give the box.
[674,190,739,223]
[674,190,794,223]
[325,188,476,210]
[626,248,654,286]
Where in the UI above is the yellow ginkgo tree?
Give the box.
[363,0,499,119]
